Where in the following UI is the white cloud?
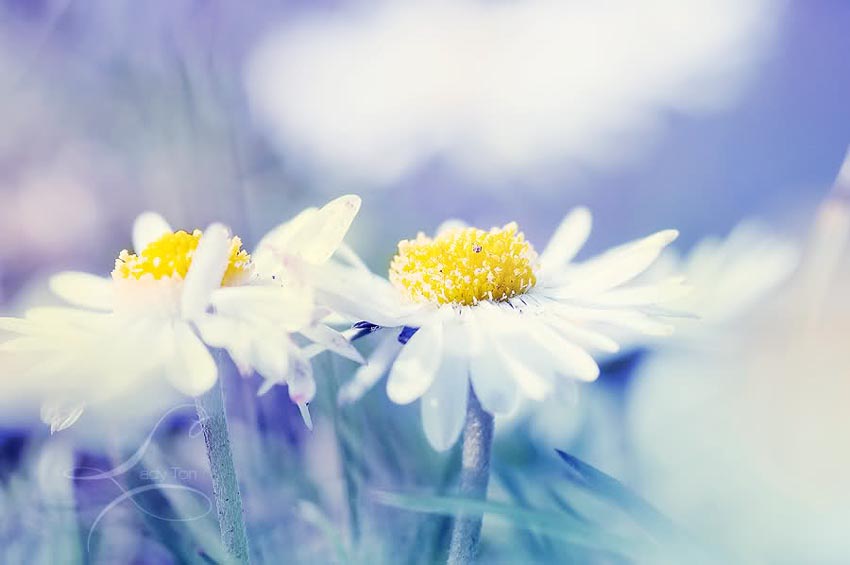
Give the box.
[246,0,779,188]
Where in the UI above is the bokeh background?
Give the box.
[1,0,849,563]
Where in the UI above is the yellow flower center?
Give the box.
[112,229,251,286]
[389,222,538,306]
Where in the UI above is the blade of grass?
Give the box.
[555,450,678,541]
[372,490,654,560]
[325,354,363,543]
[554,449,711,562]
[493,466,556,558]
[298,500,351,564]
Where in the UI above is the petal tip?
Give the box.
[341,194,362,211]
[298,403,314,430]
[572,206,592,220]
[659,229,680,245]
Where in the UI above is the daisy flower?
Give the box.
[315,208,686,561]
[318,208,688,451]
[0,195,362,562]
[0,195,363,431]
[0,219,252,432]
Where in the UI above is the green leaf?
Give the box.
[371,489,654,559]
[554,448,707,561]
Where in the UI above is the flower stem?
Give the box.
[195,378,251,563]
[447,386,494,565]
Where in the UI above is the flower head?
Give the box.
[0,196,363,432]
[318,208,687,450]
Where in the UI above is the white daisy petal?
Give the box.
[333,243,371,271]
[252,333,291,383]
[24,307,111,331]
[211,285,315,332]
[0,336,43,352]
[338,332,403,405]
[465,315,519,413]
[313,261,420,327]
[471,305,554,399]
[132,211,172,253]
[293,195,361,264]
[49,272,113,311]
[300,342,325,360]
[257,378,277,397]
[605,311,676,336]
[299,324,365,364]
[196,315,254,376]
[540,207,592,270]
[421,359,469,451]
[254,207,318,260]
[194,314,237,348]
[298,403,314,430]
[543,315,620,354]
[557,229,679,296]
[166,323,218,396]
[181,223,232,320]
[288,352,316,405]
[41,400,86,433]
[196,317,246,367]
[551,303,676,336]
[531,324,600,382]
[387,322,443,404]
[591,276,692,307]
[0,317,38,335]
[258,195,361,268]
[469,346,520,415]
[498,344,554,401]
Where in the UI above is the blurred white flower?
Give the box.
[503,220,800,450]
[246,0,778,187]
[0,196,362,432]
[650,220,800,341]
[624,207,850,561]
[323,208,686,450]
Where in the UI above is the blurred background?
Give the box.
[1,0,849,563]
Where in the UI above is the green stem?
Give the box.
[447,386,494,564]
[195,377,251,563]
